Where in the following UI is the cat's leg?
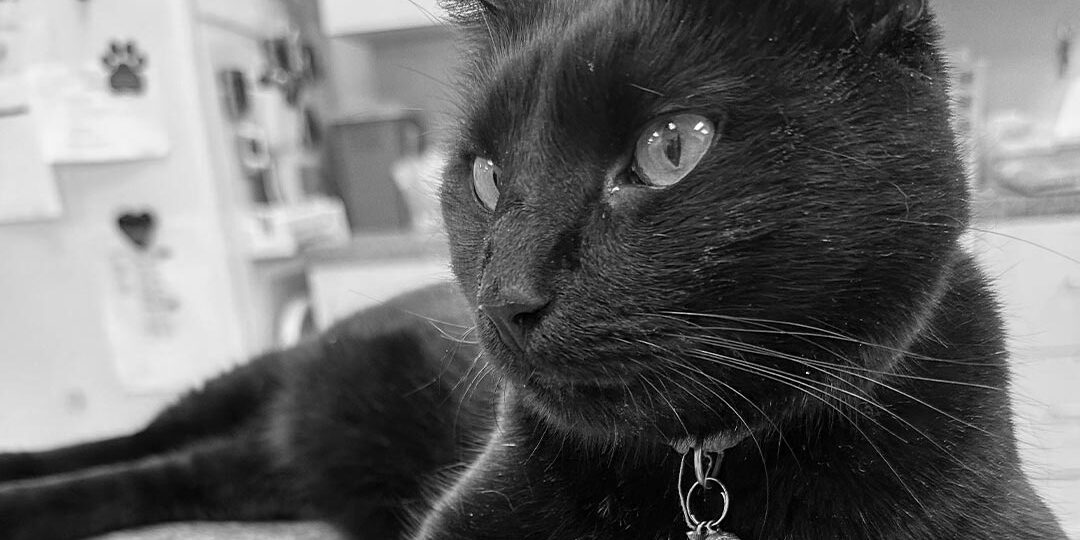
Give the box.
[0,348,289,483]
[411,406,680,540]
[0,431,302,540]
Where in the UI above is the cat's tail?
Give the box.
[0,430,303,540]
[0,346,289,484]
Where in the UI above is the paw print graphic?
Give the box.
[102,40,147,94]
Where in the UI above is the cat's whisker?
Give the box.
[889,217,1080,267]
[634,336,861,447]
[636,341,765,444]
[787,351,1001,391]
[430,322,481,346]
[645,373,691,439]
[401,307,475,331]
[647,356,774,523]
[662,363,780,528]
[447,351,488,412]
[654,311,994,366]
[628,83,664,97]
[689,335,997,440]
[686,330,1004,401]
[659,318,988,368]
[633,373,668,442]
[651,369,732,438]
[523,422,549,466]
[679,334,966,433]
[403,0,449,27]
[682,345,979,476]
[686,349,898,438]
[680,349,927,511]
[404,326,478,397]
[682,349,928,501]
[455,362,496,429]
[635,332,881,451]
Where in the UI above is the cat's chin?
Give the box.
[508,371,630,422]
[508,374,680,443]
[508,370,764,447]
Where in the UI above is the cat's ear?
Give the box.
[845,0,929,33]
[441,0,514,27]
[894,0,928,30]
[819,0,931,53]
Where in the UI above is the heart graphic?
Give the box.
[116,211,157,250]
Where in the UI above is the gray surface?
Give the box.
[93,522,344,540]
[973,192,1080,221]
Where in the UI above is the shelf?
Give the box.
[319,0,444,36]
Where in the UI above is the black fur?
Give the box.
[0,0,1066,538]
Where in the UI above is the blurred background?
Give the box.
[0,0,1077,536]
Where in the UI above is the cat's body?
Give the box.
[0,0,1068,538]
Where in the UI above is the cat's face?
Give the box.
[440,0,967,445]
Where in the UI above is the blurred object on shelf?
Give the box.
[259,27,316,107]
[244,196,349,260]
[219,68,252,121]
[1055,61,1080,142]
[277,293,315,348]
[0,0,28,114]
[392,149,444,233]
[1058,20,1075,80]
[235,121,280,203]
[327,109,424,232]
[949,49,988,191]
[984,59,1080,198]
[991,141,1080,197]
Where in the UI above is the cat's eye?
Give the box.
[632,114,715,187]
[472,157,501,210]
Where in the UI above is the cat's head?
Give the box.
[439,0,968,446]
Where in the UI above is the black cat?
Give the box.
[0,0,1067,538]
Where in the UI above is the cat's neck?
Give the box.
[494,254,1016,538]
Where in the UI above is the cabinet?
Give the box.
[304,233,451,329]
[0,0,326,450]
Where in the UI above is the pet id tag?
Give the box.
[687,525,742,540]
[679,449,743,540]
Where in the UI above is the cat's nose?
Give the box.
[480,292,547,352]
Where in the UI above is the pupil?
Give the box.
[664,132,682,167]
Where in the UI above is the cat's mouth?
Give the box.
[500,358,641,394]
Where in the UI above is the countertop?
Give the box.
[973,192,1080,221]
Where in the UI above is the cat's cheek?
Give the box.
[603,184,657,215]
